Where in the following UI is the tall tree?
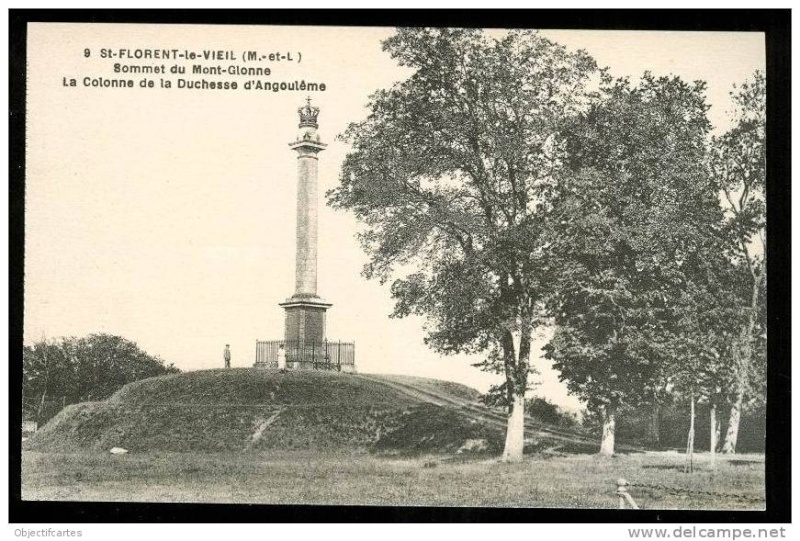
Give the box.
[543,73,723,455]
[710,71,767,453]
[328,28,598,461]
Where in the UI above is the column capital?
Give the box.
[288,140,327,154]
[279,296,332,309]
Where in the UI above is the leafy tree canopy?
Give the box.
[544,73,726,413]
[23,333,179,421]
[330,27,597,368]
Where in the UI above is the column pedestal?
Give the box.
[280,296,331,369]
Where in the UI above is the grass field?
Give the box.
[22,450,764,509]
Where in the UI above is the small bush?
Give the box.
[526,398,579,428]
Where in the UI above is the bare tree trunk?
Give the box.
[721,395,742,454]
[685,394,695,473]
[722,263,762,454]
[37,392,48,424]
[599,405,616,456]
[649,402,661,447]
[710,402,718,470]
[500,319,531,463]
[502,392,526,462]
[36,337,49,423]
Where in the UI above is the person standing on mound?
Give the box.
[277,344,287,372]
[223,344,231,369]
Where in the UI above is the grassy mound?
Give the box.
[107,369,416,407]
[366,375,482,402]
[26,369,498,455]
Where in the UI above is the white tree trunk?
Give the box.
[721,396,742,454]
[599,406,616,456]
[502,392,526,463]
[685,394,696,473]
[710,402,718,469]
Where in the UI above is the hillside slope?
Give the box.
[27,369,502,453]
[358,374,605,453]
[27,369,601,455]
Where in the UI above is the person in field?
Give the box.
[277,344,287,372]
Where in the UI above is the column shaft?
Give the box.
[295,152,318,296]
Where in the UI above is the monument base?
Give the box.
[253,362,273,370]
[280,295,332,344]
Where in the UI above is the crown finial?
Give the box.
[298,97,319,128]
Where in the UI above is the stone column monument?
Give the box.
[279,98,332,349]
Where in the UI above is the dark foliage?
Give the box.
[22,333,179,424]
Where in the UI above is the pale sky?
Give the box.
[24,24,765,412]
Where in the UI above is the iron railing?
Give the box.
[254,339,355,371]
